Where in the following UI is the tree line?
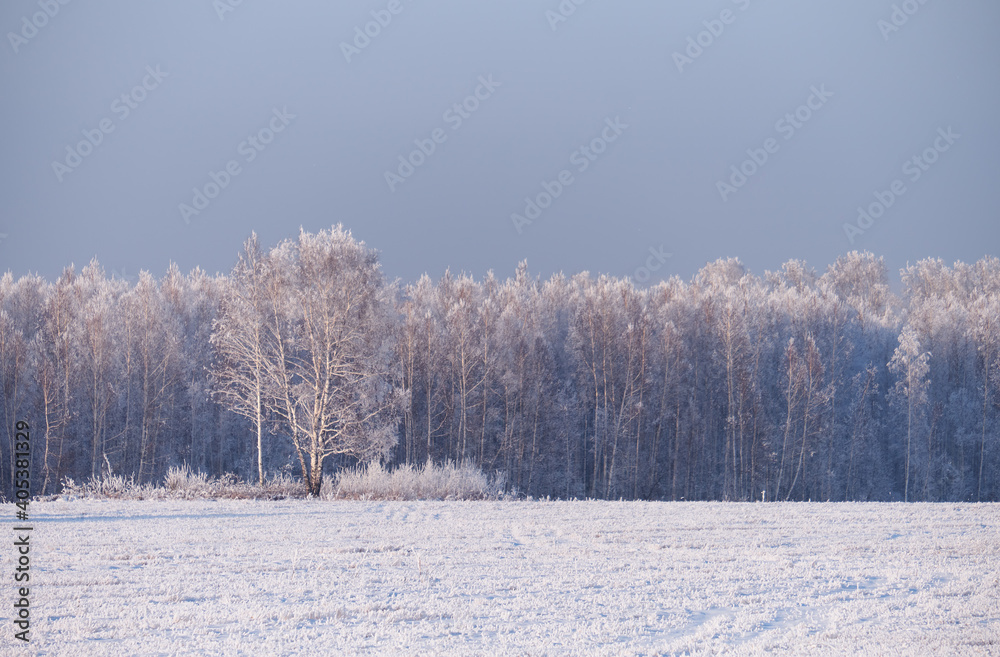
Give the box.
[1,225,997,500]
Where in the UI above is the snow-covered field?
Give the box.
[9,500,999,655]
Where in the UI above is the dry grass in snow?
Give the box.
[325,460,507,501]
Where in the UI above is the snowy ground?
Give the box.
[6,500,999,655]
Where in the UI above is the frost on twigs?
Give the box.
[57,466,307,501]
[327,460,509,501]
[54,461,508,501]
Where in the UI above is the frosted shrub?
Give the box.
[57,467,307,500]
[94,473,141,497]
[329,460,507,501]
[60,473,152,499]
[55,462,508,501]
[165,464,209,493]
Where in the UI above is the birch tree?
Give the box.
[889,326,931,501]
[212,234,271,483]
[214,226,401,495]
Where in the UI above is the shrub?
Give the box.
[164,464,209,492]
[53,461,507,501]
[326,460,507,501]
[57,467,307,501]
[60,473,153,499]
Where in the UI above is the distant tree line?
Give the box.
[1,226,997,500]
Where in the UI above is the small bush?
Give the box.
[327,460,507,501]
[60,473,154,499]
[164,464,209,492]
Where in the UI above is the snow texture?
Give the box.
[10,500,1000,655]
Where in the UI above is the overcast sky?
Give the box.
[1,0,997,286]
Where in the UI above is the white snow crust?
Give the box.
[9,500,1000,655]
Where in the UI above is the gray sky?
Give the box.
[2,0,997,286]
